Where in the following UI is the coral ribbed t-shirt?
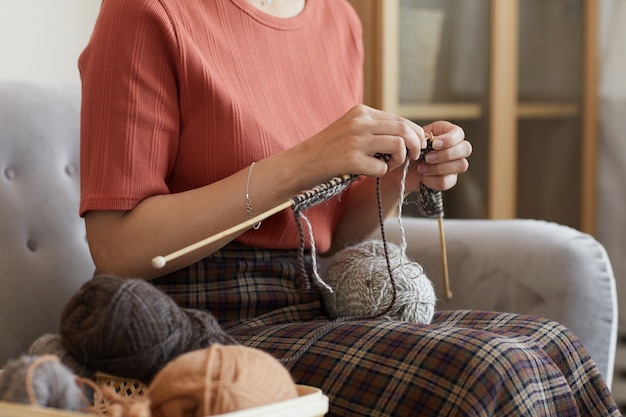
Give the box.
[79,0,364,251]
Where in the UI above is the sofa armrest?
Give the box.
[378,217,618,387]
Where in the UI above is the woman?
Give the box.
[79,0,619,415]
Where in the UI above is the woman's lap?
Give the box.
[152,243,619,416]
[224,309,612,416]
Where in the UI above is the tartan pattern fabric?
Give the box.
[152,242,620,417]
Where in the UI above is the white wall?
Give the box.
[0,0,101,81]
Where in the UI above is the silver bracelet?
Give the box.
[246,162,262,230]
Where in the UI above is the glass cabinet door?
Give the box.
[348,0,597,231]
[395,0,491,219]
[516,0,594,231]
[348,0,492,219]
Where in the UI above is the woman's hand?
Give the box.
[291,104,428,185]
[321,115,470,253]
[414,120,471,192]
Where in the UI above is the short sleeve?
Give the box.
[79,0,180,216]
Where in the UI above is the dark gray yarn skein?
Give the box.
[0,355,85,411]
[60,274,236,384]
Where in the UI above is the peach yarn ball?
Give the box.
[149,344,299,417]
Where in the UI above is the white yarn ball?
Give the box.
[320,240,436,324]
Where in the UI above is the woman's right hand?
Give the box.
[290,104,427,185]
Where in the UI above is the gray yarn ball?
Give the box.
[0,355,85,411]
[320,240,436,324]
[28,334,94,379]
[60,274,236,384]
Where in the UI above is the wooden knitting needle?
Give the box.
[438,215,452,300]
[433,138,452,300]
[151,200,293,269]
[423,132,451,300]
[152,173,356,269]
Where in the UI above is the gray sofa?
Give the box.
[0,81,618,389]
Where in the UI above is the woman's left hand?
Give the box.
[411,120,471,192]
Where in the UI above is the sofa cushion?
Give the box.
[0,81,95,365]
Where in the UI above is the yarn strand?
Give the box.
[294,210,334,294]
[373,176,398,319]
[397,158,411,254]
[280,175,400,367]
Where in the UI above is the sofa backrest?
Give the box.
[0,81,95,365]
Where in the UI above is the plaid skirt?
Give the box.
[152,242,620,417]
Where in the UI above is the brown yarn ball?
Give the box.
[149,344,299,417]
[60,275,234,383]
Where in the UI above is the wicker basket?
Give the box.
[91,374,328,417]
[93,372,149,416]
[0,371,328,417]
[213,385,328,417]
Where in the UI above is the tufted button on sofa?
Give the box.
[0,80,618,390]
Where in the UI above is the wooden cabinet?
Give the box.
[348,0,599,234]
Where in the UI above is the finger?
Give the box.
[405,119,428,151]
[364,110,426,157]
[368,121,423,161]
[425,140,473,165]
[366,135,408,170]
[421,174,459,191]
[418,157,469,177]
[425,122,465,150]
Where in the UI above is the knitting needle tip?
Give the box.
[152,256,167,269]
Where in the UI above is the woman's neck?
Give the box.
[245,0,306,18]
